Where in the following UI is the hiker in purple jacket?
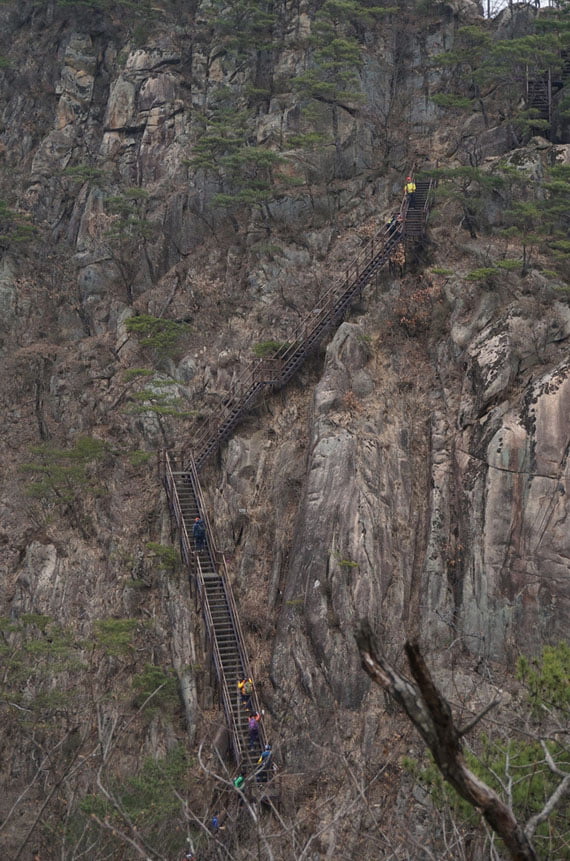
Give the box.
[248,712,261,750]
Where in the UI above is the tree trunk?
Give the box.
[355,624,538,861]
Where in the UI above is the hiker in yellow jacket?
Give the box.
[404,175,416,207]
[238,676,253,710]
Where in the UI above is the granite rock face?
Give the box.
[457,359,570,662]
[220,277,570,743]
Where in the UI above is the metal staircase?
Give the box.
[162,170,434,777]
[163,451,267,771]
[186,178,433,472]
[525,54,570,136]
[402,179,432,241]
[527,76,551,127]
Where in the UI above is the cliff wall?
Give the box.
[0,0,568,857]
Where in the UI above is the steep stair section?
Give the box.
[188,188,435,472]
[269,230,404,393]
[402,179,432,241]
[193,377,267,475]
[527,77,550,126]
[163,452,266,769]
[163,172,433,786]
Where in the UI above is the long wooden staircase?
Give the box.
[162,171,434,780]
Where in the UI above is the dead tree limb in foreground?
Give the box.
[355,622,538,861]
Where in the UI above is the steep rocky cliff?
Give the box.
[0,0,568,858]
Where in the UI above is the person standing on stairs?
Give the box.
[233,770,246,791]
[248,712,261,750]
[404,175,416,207]
[193,516,206,551]
[256,743,272,783]
[386,213,403,237]
[211,812,225,833]
[238,676,253,711]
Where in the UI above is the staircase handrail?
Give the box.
[177,452,250,671]
[164,455,236,748]
[189,378,263,470]
[419,177,434,221]
[182,450,223,561]
[402,176,435,239]
[183,453,267,752]
[271,213,406,370]
[163,171,434,774]
[184,170,432,471]
[216,557,254,693]
[163,452,194,567]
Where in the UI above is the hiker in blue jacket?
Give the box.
[193,516,206,551]
[256,743,272,783]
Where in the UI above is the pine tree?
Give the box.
[504,163,570,278]
[432,9,568,143]
[292,0,373,175]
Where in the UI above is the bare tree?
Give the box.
[355,622,570,861]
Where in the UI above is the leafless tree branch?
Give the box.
[355,622,538,861]
[459,697,503,737]
[525,742,570,840]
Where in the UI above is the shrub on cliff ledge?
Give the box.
[517,642,570,712]
[125,314,190,358]
[77,745,190,858]
[21,436,108,537]
[132,664,180,715]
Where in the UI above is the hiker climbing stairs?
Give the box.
[402,179,431,241]
[188,175,433,472]
[163,451,267,770]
